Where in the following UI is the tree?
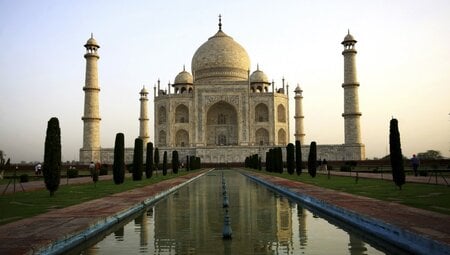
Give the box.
[113,133,125,184]
[154,147,160,175]
[276,147,283,173]
[43,117,61,196]
[172,150,179,174]
[308,141,317,178]
[162,151,168,175]
[417,150,443,160]
[132,138,143,181]
[265,151,270,172]
[92,163,99,186]
[389,118,405,189]
[286,143,295,175]
[186,155,190,171]
[295,140,302,175]
[145,142,154,178]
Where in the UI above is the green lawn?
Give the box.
[248,170,450,215]
[0,171,198,226]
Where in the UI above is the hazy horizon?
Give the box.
[1,0,449,163]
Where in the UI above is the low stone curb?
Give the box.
[242,171,450,255]
[38,170,210,255]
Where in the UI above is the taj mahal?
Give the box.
[79,17,365,164]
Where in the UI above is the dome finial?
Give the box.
[91,32,93,39]
[218,14,222,31]
[183,64,185,71]
[257,63,259,70]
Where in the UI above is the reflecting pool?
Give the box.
[79,170,397,254]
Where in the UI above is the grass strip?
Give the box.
[0,171,198,225]
[248,170,450,215]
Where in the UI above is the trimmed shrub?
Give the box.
[145,142,154,178]
[286,143,295,175]
[295,140,302,175]
[154,148,160,173]
[308,141,317,178]
[43,117,61,196]
[162,151,168,175]
[389,118,405,189]
[113,133,125,184]
[132,138,144,181]
[172,150,179,174]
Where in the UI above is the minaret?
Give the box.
[139,86,150,146]
[342,30,362,145]
[294,84,305,144]
[80,34,101,163]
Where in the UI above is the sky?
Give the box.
[0,0,449,163]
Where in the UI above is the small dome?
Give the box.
[294,84,302,94]
[191,29,250,81]
[140,86,148,94]
[250,67,269,84]
[174,68,193,85]
[85,34,100,48]
[342,31,357,45]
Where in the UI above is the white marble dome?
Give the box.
[191,29,250,81]
[174,69,193,84]
[250,67,269,84]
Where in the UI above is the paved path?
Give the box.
[0,170,207,254]
[0,175,115,195]
[1,169,446,195]
[246,171,450,254]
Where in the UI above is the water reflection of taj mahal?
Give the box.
[80,17,365,164]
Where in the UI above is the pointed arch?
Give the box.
[175,129,189,147]
[255,103,269,122]
[278,128,286,145]
[255,128,269,145]
[158,106,167,124]
[175,104,189,123]
[277,104,286,123]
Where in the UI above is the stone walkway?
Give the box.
[0,170,208,254]
[1,169,446,195]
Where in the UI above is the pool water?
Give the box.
[79,170,396,254]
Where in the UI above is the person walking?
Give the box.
[411,154,420,176]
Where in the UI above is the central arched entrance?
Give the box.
[206,101,238,146]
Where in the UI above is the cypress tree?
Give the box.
[154,147,160,175]
[132,138,143,181]
[295,140,302,175]
[389,118,405,189]
[186,155,190,171]
[145,142,154,178]
[92,163,99,186]
[162,151,168,175]
[43,117,61,196]
[287,143,295,175]
[308,141,317,178]
[265,151,270,172]
[189,155,195,170]
[172,150,179,174]
[113,133,125,184]
[276,147,283,173]
[258,156,262,171]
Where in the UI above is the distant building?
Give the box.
[80,18,364,164]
